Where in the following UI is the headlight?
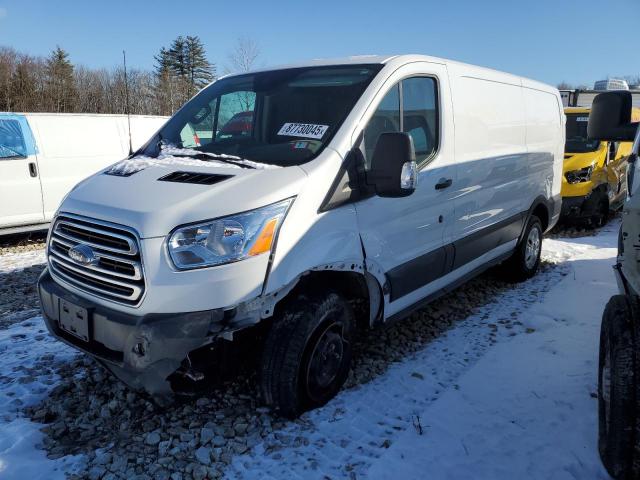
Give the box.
[565,165,594,184]
[168,198,293,270]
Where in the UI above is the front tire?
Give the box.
[260,291,355,418]
[599,295,640,479]
[500,215,542,282]
[590,193,609,229]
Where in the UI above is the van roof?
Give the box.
[0,112,168,119]
[219,54,557,94]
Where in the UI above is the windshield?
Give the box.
[142,65,383,167]
[565,113,600,153]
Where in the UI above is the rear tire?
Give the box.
[260,291,355,418]
[500,215,542,282]
[599,295,640,479]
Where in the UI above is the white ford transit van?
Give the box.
[37,55,565,417]
[0,113,167,234]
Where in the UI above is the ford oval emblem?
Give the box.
[68,244,97,266]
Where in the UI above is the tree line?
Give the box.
[0,36,260,116]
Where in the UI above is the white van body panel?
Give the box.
[264,148,365,296]
[0,113,167,233]
[25,113,167,219]
[448,65,528,239]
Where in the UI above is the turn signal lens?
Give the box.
[249,217,278,256]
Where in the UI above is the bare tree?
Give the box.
[0,47,18,111]
[224,37,261,112]
[623,75,640,88]
[226,37,261,74]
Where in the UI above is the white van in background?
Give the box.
[38,55,565,417]
[0,113,167,234]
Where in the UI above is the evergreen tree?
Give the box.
[167,36,187,78]
[153,36,214,112]
[45,46,75,112]
[184,35,214,90]
[153,47,172,78]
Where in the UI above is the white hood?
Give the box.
[60,162,307,238]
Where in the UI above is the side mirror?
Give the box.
[367,132,418,198]
[588,91,637,142]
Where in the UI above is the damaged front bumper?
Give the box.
[38,268,230,397]
[560,193,601,221]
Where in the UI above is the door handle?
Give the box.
[28,162,38,178]
[435,178,452,190]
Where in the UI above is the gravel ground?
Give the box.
[0,231,47,253]
[0,233,47,329]
[20,261,562,480]
[546,210,622,239]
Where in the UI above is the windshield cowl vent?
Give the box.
[158,171,233,185]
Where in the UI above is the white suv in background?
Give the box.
[38,55,564,417]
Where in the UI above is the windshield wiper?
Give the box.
[170,152,256,169]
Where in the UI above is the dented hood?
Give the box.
[60,161,307,238]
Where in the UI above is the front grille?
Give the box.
[48,215,145,305]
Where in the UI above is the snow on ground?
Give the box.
[0,249,46,274]
[0,317,83,478]
[228,222,619,480]
[0,221,619,479]
[366,231,616,480]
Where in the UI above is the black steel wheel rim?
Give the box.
[305,321,345,401]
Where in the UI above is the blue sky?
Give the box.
[0,0,638,87]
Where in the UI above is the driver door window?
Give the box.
[362,77,439,168]
[403,77,438,164]
[363,85,400,168]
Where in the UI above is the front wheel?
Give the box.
[598,295,640,479]
[588,192,609,229]
[260,291,355,418]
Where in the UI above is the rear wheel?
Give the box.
[499,215,542,282]
[599,295,640,479]
[260,291,355,418]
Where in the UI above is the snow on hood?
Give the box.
[106,144,280,176]
[61,152,305,238]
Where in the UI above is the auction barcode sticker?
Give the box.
[277,123,329,140]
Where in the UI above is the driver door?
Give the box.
[354,63,457,317]
[0,115,44,229]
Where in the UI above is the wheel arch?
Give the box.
[273,268,383,329]
[525,195,551,235]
